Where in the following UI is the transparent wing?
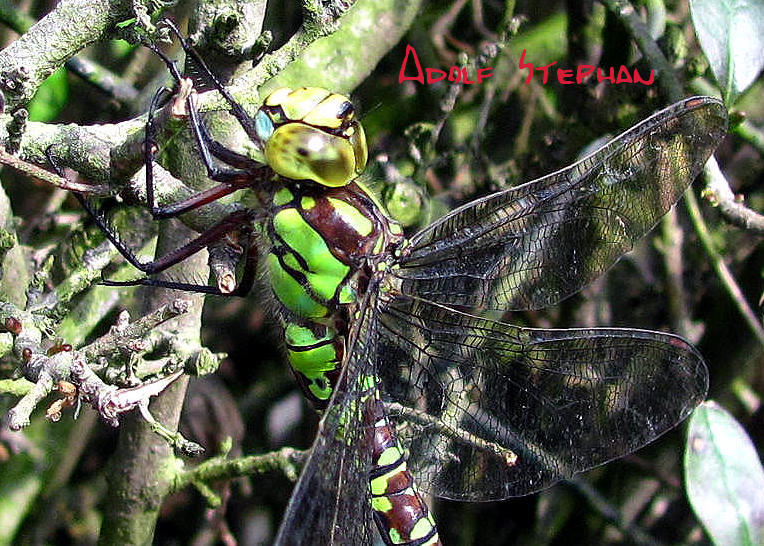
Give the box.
[376,294,708,501]
[394,97,727,311]
[274,299,379,546]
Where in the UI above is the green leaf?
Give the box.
[0,455,42,543]
[685,401,764,546]
[115,17,137,28]
[690,0,764,103]
[27,67,69,122]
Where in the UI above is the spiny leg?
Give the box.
[41,147,256,295]
[160,19,262,144]
[142,44,268,220]
[143,37,260,168]
[143,83,263,219]
[80,191,261,295]
[69,26,273,295]
[102,236,259,296]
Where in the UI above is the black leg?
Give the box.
[143,85,258,219]
[44,144,256,296]
[186,97,264,171]
[144,86,171,216]
[102,238,259,296]
[144,39,262,167]
[78,194,256,276]
[81,192,261,295]
[62,23,276,297]
[160,20,263,146]
[142,43,270,220]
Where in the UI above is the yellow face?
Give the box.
[255,87,368,187]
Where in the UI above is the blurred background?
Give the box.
[0,0,762,544]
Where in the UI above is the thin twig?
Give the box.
[430,0,469,64]
[600,0,696,341]
[65,57,139,104]
[600,0,683,100]
[0,0,134,110]
[0,0,139,104]
[702,157,764,234]
[734,118,764,155]
[0,148,111,195]
[171,447,308,493]
[0,297,195,430]
[80,300,191,362]
[658,208,702,342]
[30,239,120,313]
[684,190,764,346]
[567,476,659,546]
[602,0,764,349]
[385,401,518,467]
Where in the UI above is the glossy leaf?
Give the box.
[690,0,764,102]
[685,401,764,546]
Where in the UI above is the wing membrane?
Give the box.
[395,97,727,311]
[274,97,724,537]
[376,295,708,500]
[274,300,379,545]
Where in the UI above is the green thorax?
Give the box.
[266,180,402,320]
[255,87,403,406]
[265,180,403,405]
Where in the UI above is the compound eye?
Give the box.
[265,123,360,187]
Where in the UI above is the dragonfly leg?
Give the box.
[101,234,258,296]
[60,26,272,296]
[94,202,261,296]
[159,19,262,146]
[142,68,266,220]
[41,146,255,295]
[143,39,261,167]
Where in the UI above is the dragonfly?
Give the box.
[71,24,727,545]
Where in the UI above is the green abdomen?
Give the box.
[266,182,401,406]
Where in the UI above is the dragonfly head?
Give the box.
[255,87,368,187]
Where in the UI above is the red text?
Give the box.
[518,50,654,86]
[399,44,493,85]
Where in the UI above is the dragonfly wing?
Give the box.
[395,97,727,311]
[376,294,708,501]
[274,298,379,546]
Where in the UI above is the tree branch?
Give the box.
[702,152,764,235]
[0,0,139,105]
[98,219,206,545]
[171,447,308,495]
[0,0,135,111]
[1,2,424,541]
